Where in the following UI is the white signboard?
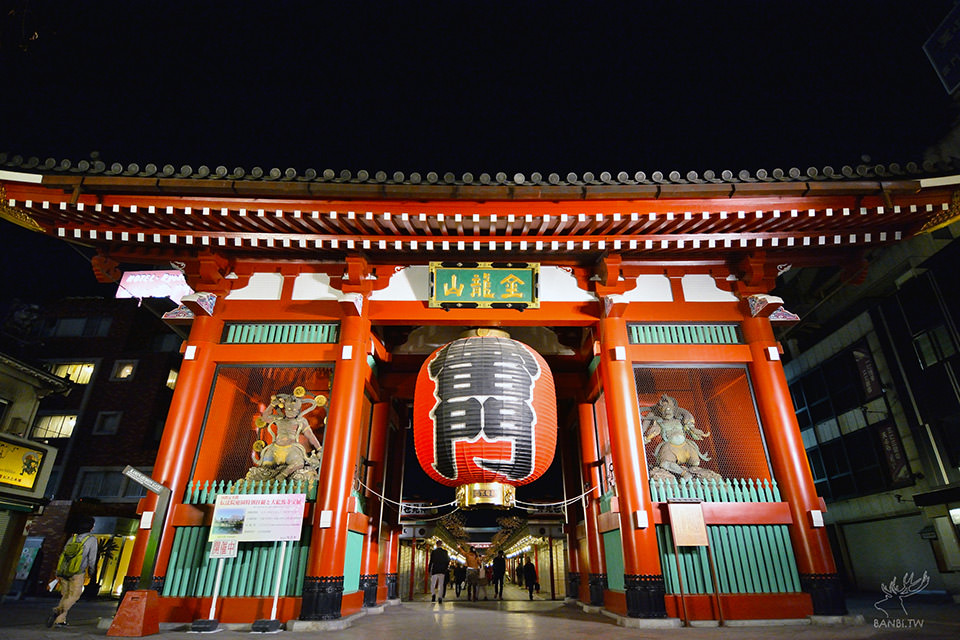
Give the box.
[209,539,238,559]
[209,493,306,542]
[116,270,194,305]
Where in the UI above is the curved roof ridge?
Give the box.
[0,151,954,187]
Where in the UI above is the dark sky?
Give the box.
[1,1,958,302]
[1,1,956,176]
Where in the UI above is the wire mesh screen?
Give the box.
[635,366,770,482]
[194,365,334,483]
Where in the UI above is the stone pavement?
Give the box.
[2,583,958,640]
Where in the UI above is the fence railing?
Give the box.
[650,476,800,595]
[163,479,314,598]
[649,477,781,503]
[184,477,318,504]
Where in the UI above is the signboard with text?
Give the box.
[429,262,539,309]
[209,493,306,543]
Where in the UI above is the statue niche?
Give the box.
[245,386,325,483]
[641,393,721,481]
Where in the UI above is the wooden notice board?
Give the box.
[667,502,709,546]
[666,498,723,625]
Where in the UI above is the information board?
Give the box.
[209,493,306,542]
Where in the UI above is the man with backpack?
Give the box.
[47,516,98,628]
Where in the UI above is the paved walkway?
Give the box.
[2,582,958,639]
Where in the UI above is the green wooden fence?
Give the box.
[222,322,339,344]
[162,479,315,598]
[650,477,800,595]
[628,323,742,345]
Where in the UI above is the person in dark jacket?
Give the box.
[523,556,538,600]
[492,551,507,599]
[453,563,467,597]
[429,541,450,604]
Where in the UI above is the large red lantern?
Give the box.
[413,329,557,507]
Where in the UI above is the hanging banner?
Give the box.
[851,341,883,401]
[209,493,306,542]
[877,422,912,487]
[429,262,539,309]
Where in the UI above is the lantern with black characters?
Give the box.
[413,329,557,507]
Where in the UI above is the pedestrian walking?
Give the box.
[523,555,538,601]
[492,550,506,599]
[429,541,450,604]
[47,516,98,628]
[453,563,466,597]
[461,544,481,601]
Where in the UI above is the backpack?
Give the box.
[57,534,92,577]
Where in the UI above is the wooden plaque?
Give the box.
[667,501,709,547]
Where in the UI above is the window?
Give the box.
[111,360,138,381]
[92,411,123,435]
[152,333,183,352]
[74,467,148,501]
[48,362,96,384]
[913,324,957,369]
[32,414,78,438]
[166,369,179,390]
[791,342,911,501]
[45,316,112,338]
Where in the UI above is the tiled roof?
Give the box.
[0,152,950,187]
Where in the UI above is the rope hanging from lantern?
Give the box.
[355,477,459,510]
[514,484,598,509]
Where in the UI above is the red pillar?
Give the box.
[301,315,371,620]
[741,317,845,615]
[558,418,581,599]
[123,314,222,593]
[577,402,607,606]
[597,314,667,618]
[359,401,389,606]
[382,526,401,600]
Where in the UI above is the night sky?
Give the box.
[0,1,955,176]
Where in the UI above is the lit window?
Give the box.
[92,411,123,435]
[166,369,179,390]
[32,414,78,438]
[111,360,138,381]
[49,362,96,384]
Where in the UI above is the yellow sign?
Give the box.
[0,438,45,491]
[456,482,516,508]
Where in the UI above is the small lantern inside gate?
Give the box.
[413,329,557,508]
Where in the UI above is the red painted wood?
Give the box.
[598,315,661,577]
[742,317,836,576]
[577,402,606,577]
[305,316,372,581]
[664,592,813,620]
[650,501,794,525]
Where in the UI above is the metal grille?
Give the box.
[397,541,414,600]
[222,322,339,344]
[635,366,770,482]
[628,323,742,345]
[195,365,334,483]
